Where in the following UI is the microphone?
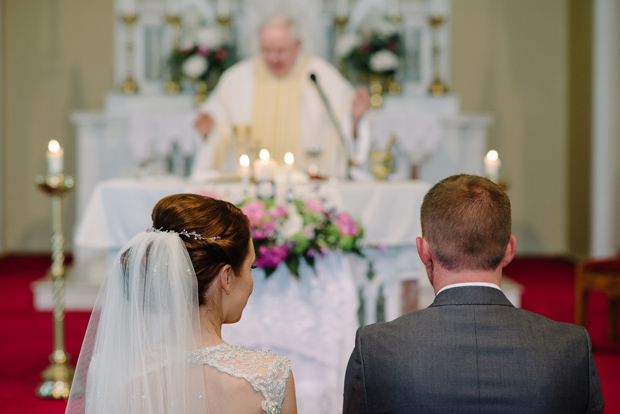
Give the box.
[309,73,351,178]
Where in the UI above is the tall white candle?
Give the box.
[166,0,180,14]
[239,154,250,196]
[217,0,230,17]
[47,140,64,176]
[428,0,450,16]
[388,0,400,18]
[284,152,294,192]
[121,0,136,14]
[484,150,501,183]
[336,0,348,17]
[254,149,275,181]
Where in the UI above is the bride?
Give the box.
[65,194,297,414]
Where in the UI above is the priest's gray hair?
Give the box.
[259,12,301,42]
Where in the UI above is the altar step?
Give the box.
[32,267,524,316]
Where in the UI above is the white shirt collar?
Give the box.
[436,282,501,296]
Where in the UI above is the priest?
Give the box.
[191,13,371,179]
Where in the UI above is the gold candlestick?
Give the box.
[334,15,349,36]
[120,13,139,94]
[35,173,75,400]
[428,15,449,96]
[217,15,232,41]
[165,14,182,94]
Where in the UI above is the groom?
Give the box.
[343,174,605,413]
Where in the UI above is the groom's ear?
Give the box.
[416,237,433,267]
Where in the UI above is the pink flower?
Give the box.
[215,48,227,60]
[270,205,288,219]
[336,213,359,237]
[255,244,289,268]
[261,221,276,238]
[377,244,387,254]
[241,200,266,227]
[305,200,323,214]
[197,47,209,56]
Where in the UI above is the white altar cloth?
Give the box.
[75,177,430,250]
[223,254,357,414]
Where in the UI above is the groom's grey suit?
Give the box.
[343,285,605,414]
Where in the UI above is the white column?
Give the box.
[590,0,618,258]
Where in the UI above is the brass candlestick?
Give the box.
[120,13,139,94]
[333,15,349,74]
[165,14,182,94]
[35,173,75,400]
[334,15,348,36]
[428,15,449,96]
[217,15,232,41]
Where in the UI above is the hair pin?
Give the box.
[148,227,220,240]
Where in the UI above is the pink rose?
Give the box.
[215,48,227,60]
[241,200,266,227]
[270,205,288,219]
[336,212,359,237]
[305,200,323,214]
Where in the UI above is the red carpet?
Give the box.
[0,255,618,413]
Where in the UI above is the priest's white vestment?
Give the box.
[191,55,370,179]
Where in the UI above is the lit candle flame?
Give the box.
[284,152,294,166]
[259,149,270,162]
[486,150,498,162]
[48,140,60,153]
[239,154,250,168]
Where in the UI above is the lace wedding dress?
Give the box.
[189,343,292,414]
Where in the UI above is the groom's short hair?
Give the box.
[420,174,511,271]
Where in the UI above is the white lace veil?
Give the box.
[66,231,208,414]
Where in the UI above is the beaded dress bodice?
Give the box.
[188,344,291,414]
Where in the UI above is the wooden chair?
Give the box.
[575,258,620,343]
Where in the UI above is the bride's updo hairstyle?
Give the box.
[152,193,251,305]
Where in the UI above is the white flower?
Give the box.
[196,27,223,50]
[182,55,208,79]
[335,33,360,58]
[369,50,400,73]
[280,204,304,239]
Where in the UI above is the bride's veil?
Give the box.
[66,231,209,414]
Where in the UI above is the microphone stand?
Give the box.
[309,73,351,180]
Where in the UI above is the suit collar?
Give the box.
[429,285,515,308]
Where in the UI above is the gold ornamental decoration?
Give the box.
[35,173,75,399]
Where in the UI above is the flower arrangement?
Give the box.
[336,12,403,78]
[239,198,364,278]
[168,8,236,88]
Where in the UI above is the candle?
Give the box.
[239,154,250,196]
[120,0,136,14]
[484,150,501,183]
[47,140,64,176]
[217,0,230,17]
[284,152,294,197]
[166,0,180,14]
[336,0,348,17]
[388,0,400,18]
[254,149,275,182]
[428,0,449,16]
